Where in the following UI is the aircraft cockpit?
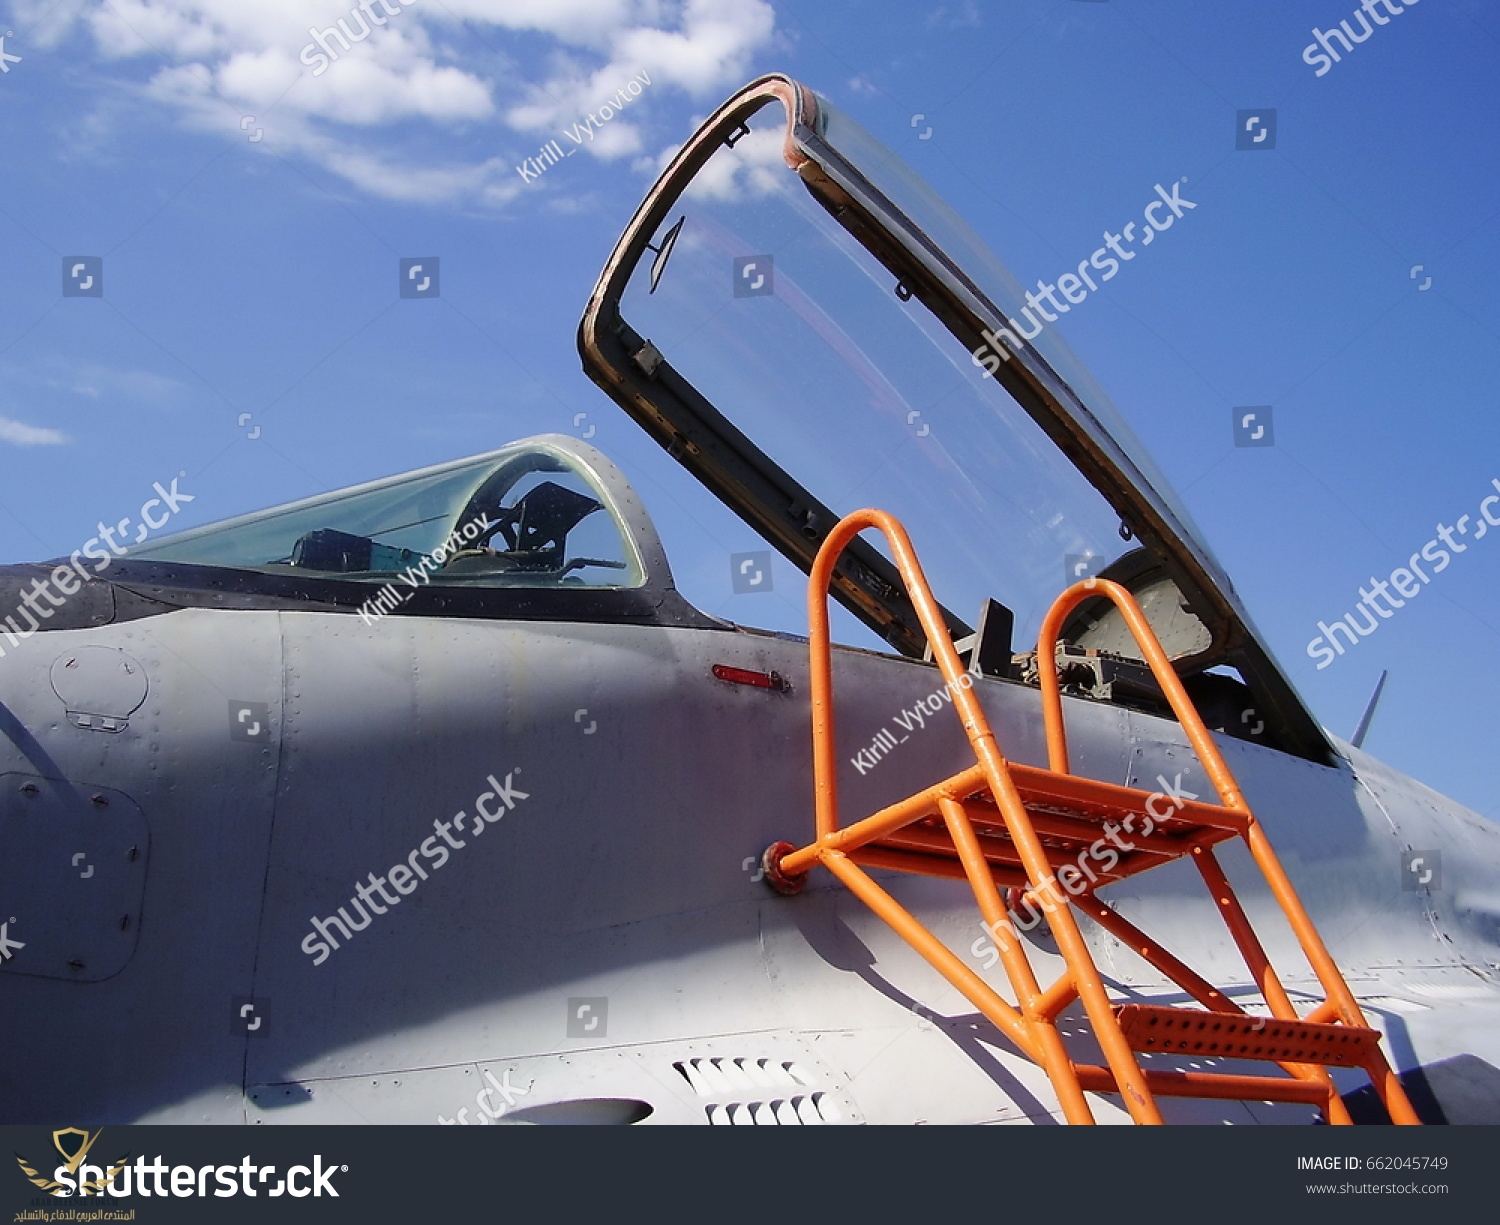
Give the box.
[133,437,648,591]
[107,435,718,631]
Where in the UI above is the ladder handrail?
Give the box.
[1036,578,1248,812]
[1035,577,1415,1101]
[807,508,989,842]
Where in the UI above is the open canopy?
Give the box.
[578,74,1329,762]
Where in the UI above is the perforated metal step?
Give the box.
[1115,1004,1383,1067]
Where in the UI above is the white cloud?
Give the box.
[925,1,981,29]
[0,416,69,446]
[44,364,187,406]
[14,0,777,207]
[681,122,788,200]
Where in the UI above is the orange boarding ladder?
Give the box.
[761,509,1420,1126]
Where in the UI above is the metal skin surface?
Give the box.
[2,556,1498,1124]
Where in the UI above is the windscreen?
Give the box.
[621,102,1132,648]
[813,99,1216,567]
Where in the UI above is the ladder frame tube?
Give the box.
[1037,578,1247,811]
[1193,844,1354,1124]
[1033,973,1081,1024]
[824,848,1103,1125]
[1238,820,1420,1123]
[936,795,1095,1122]
[1195,847,1410,1125]
[847,845,1030,889]
[818,853,1041,1062]
[1075,892,1240,1016]
[1193,847,1305,1022]
[779,766,989,877]
[1075,1065,1333,1107]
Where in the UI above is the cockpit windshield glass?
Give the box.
[812,100,1216,566]
[620,102,1131,646]
[132,442,645,589]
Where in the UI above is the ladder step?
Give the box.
[1115,1004,1381,1068]
[1008,763,1251,834]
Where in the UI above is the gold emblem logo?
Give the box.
[15,1127,129,1196]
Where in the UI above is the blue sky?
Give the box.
[1,0,1496,819]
